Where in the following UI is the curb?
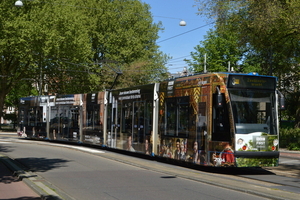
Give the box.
[0,154,73,200]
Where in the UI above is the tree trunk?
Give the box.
[0,88,9,126]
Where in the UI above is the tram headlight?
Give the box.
[273,139,279,146]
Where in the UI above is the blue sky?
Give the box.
[141,0,215,73]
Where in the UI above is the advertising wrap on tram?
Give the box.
[18,72,282,168]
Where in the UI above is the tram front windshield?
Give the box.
[229,89,277,135]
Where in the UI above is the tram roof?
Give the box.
[166,72,277,81]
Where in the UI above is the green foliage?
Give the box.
[279,128,300,150]
[282,82,300,128]
[186,26,263,74]
[194,0,300,127]
[77,0,168,91]
[186,29,244,73]
[0,0,168,119]
[236,157,278,167]
[288,143,300,151]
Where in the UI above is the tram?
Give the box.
[18,72,284,167]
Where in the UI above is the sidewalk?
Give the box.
[0,155,65,200]
[279,148,300,159]
[0,160,41,200]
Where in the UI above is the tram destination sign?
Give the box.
[227,75,276,90]
[113,84,155,101]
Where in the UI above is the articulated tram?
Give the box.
[18,72,284,167]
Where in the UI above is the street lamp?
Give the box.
[179,20,186,26]
[15,0,23,7]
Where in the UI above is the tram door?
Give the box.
[109,96,118,148]
[133,101,145,145]
[59,107,69,139]
[106,97,113,147]
[212,93,230,141]
[70,107,79,140]
[85,104,101,137]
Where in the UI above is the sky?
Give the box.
[141,0,215,74]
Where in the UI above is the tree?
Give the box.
[0,0,168,123]
[186,29,249,73]
[1,81,34,129]
[82,0,168,91]
[195,0,300,73]
[194,0,300,127]
[0,0,93,122]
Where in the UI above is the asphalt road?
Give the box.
[0,135,299,200]
[0,139,268,200]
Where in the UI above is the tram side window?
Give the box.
[20,109,24,122]
[165,97,189,137]
[212,93,231,141]
[166,98,176,136]
[144,102,153,136]
[86,106,100,130]
[178,97,189,137]
[29,108,36,126]
[121,104,132,134]
[70,109,79,128]
[106,104,112,133]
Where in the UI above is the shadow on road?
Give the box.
[14,157,70,173]
[155,157,276,176]
[264,164,300,178]
[0,145,14,153]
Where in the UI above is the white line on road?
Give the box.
[0,138,105,154]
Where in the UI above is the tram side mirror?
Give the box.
[277,90,285,110]
[279,96,285,110]
[216,93,223,108]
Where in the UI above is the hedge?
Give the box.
[279,128,300,150]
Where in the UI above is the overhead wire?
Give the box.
[168,55,191,61]
[157,22,214,44]
[156,21,214,72]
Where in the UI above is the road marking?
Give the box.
[0,133,17,135]
[0,138,105,153]
[41,143,105,153]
